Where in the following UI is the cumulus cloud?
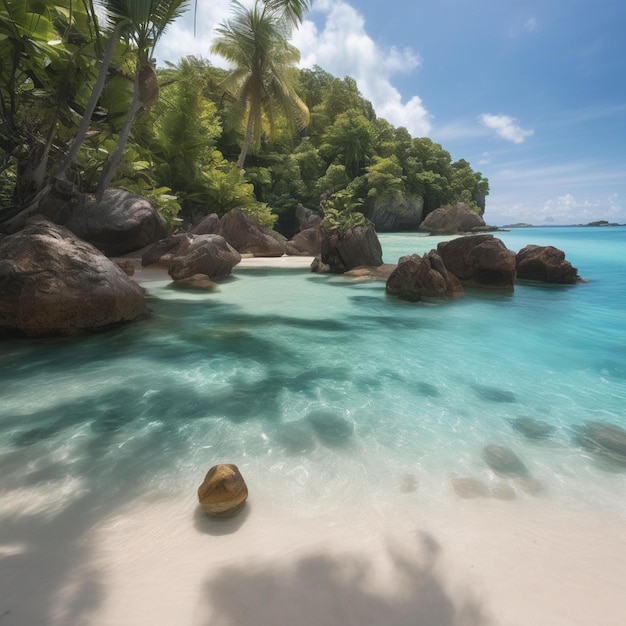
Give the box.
[480,113,534,144]
[293,0,432,137]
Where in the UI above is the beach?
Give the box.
[2,236,626,626]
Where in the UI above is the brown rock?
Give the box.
[437,235,516,288]
[317,224,383,273]
[419,202,487,234]
[198,464,248,518]
[170,274,218,291]
[286,227,322,256]
[219,209,286,257]
[169,234,241,281]
[516,245,580,284]
[0,217,147,337]
[386,251,463,301]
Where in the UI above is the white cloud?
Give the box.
[293,0,432,137]
[480,113,534,144]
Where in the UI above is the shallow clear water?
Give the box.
[1,227,625,517]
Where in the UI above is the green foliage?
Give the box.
[320,189,369,234]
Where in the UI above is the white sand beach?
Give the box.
[1,493,625,626]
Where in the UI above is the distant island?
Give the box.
[501,220,622,228]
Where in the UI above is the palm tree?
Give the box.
[211,0,310,169]
[95,0,190,201]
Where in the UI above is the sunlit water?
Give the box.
[1,227,625,518]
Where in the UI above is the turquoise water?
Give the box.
[1,227,625,518]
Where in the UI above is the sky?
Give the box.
[156,0,626,226]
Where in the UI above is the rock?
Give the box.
[316,224,383,274]
[437,235,517,289]
[516,245,580,284]
[399,473,418,493]
[197,464,248,518]
[509,417,555,440]
[472,383,517,403]
[575,422,626,465]
[115,259,135,276]
[451,477,490,498]
[482,444,529,477]
[170,274,218,291]
[191,213,220,235]
[141,233,187,267]
[219,209,286,257]
[419,202,487,234]
[310,257,331,273]
[169,234,241,281]
[295,205,322,231]
[363,191,423,231]
[344,264,396,281]
[386,251,463,302]
[0,217,147,337]
[286,227,321,256]
[40,187,167,256]
[306,409,354,447]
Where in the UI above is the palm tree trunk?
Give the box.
[237,112,255,169]
[54,21,124,181]
[95,71,142,203]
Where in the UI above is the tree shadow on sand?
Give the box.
[198,530,492,626]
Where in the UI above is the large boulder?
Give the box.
[198,463,248,518]
[0,217,147,337]
[419,202,487,234]
[286,227,321,256]
[516,245,580,284]
[141,233,187,267]
[38,186,167,256]
[219,209,286,257]
[169,234,241,281]
[363,191,423,231]
[190,213,220,235]
[386,250,463,301]
[437,235,517,288]
[315,224,383,274]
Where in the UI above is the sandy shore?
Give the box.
[1,494,624,626]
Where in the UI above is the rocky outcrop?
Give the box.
[286,227,321,256]
[515,245,580,284]
[437,235,516,289]
[32,186,168,256]
[197,463,248,518]
[386,251,463,301]
[219,209,286,257]
[141,233,186,267]
[0,217,147,337]
[295,205,322,231]
[314,224,383,273]
[419,203,487,234]
[363,191,423,231]
[168,234,241,281]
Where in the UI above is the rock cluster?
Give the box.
[0,217,147,337]
[197,463,249,518]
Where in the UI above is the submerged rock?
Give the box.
[575,422,626,466]
[198,463,248,518]
[510,417,555,440]
[306,409,354,447]
[450,477,490,498]
[482,444,529,477]
[472,383,517,403]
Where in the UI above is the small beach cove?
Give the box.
[1,227,625,625]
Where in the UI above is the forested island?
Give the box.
[0,0,489,236]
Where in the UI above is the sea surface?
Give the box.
[1,226,625,520]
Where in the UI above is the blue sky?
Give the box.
[156,0,626,225]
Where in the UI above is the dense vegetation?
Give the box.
[0,0,488,233]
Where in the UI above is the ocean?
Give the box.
[1,226,625,520]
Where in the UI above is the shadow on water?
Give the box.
[197,530,493,626]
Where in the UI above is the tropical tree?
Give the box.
[211,0,310,169]
[94,0,190,201]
